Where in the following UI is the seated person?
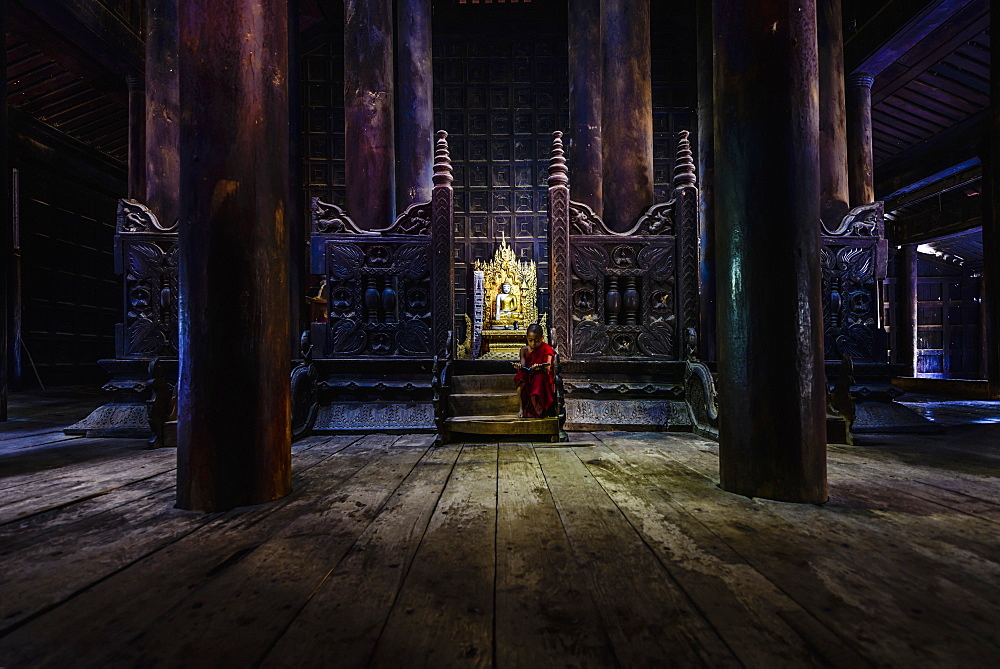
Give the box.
[512,323,555,418]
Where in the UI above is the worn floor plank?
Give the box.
[0,434,372,668]
[262,442,464,668]
[577,442,866,668]
[106,435,438,668]
[600,432,1000,666]
[1,413,998,668]
[495,443,615,668]
[535,446,737,667]
[370,443,498,668]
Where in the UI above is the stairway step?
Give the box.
[449,393,520,416]
[444,415,560,436]
[451,373,515,394]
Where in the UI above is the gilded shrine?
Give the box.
[471,236,544,360]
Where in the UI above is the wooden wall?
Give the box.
[9,114,123,388]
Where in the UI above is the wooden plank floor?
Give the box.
[1,404,998,666]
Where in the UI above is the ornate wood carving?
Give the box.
[310,131,453,360]
[431,130,455,357]
[549,131,699,360]
[311,198,377,235]
[115,199,178,359]
[547,131,571,353]
[382,201,432,236]
[821,201,889,362]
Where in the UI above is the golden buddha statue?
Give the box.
[472,236,544,359]
[494,278,521,328]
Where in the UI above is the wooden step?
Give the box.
[444,415,560,437]
[450,374,515,395]
[449,393,520,417]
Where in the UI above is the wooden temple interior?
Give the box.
[1,0,998,665]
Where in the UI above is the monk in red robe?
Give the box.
[512,323,555,418]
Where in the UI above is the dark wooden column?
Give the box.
[697,0,716,362]
[846,72,875,206]
[177,0,292,511]
[126,75,146,200]
[395,0,433,210]
[984,33,1000,399]
[713,0,827,503]
[1,1,8,421]
[345,0,395,229]
[569,0,602,217]
[145,0,179,225]
[897,244,919,377]
[288,0,304,356]
[818,0,849,227]
[602,0,652,232]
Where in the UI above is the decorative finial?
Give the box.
[433,130,453,187]
[673,129,696,188]
[548,131,569,188]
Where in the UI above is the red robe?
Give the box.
[514,342,555,418]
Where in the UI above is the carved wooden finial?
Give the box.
[433,130,453,187]
[673,129,696,188]
[548,131,569,188]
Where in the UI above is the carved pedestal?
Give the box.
[561,360,692,431]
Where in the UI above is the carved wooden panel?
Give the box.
[114,200,178,359]
[318,238,434,358]
[569,237,679,358]
[820,202,889,363]
[549,131,699,361]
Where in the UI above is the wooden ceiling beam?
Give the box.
[887,193,982,245]
[871,1,990,105]
[845,0,981,75]
[875,109,987,201]
[8,0,144,108]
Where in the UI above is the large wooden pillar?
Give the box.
[1,2,8,420]
[714,0,827,503]
[395,0,433,210]
[569,0,602,216]
[177,0,292,511]
[846,72,875,206]
[602,0,652,231]
[984,33,1000,398]
[126,75,146,200]
[345,0,395,229]
[146,0,179,225]
[697,0,716,362]
[897,244,919,376]
[288,0,304,356]
[817,0,849,227]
